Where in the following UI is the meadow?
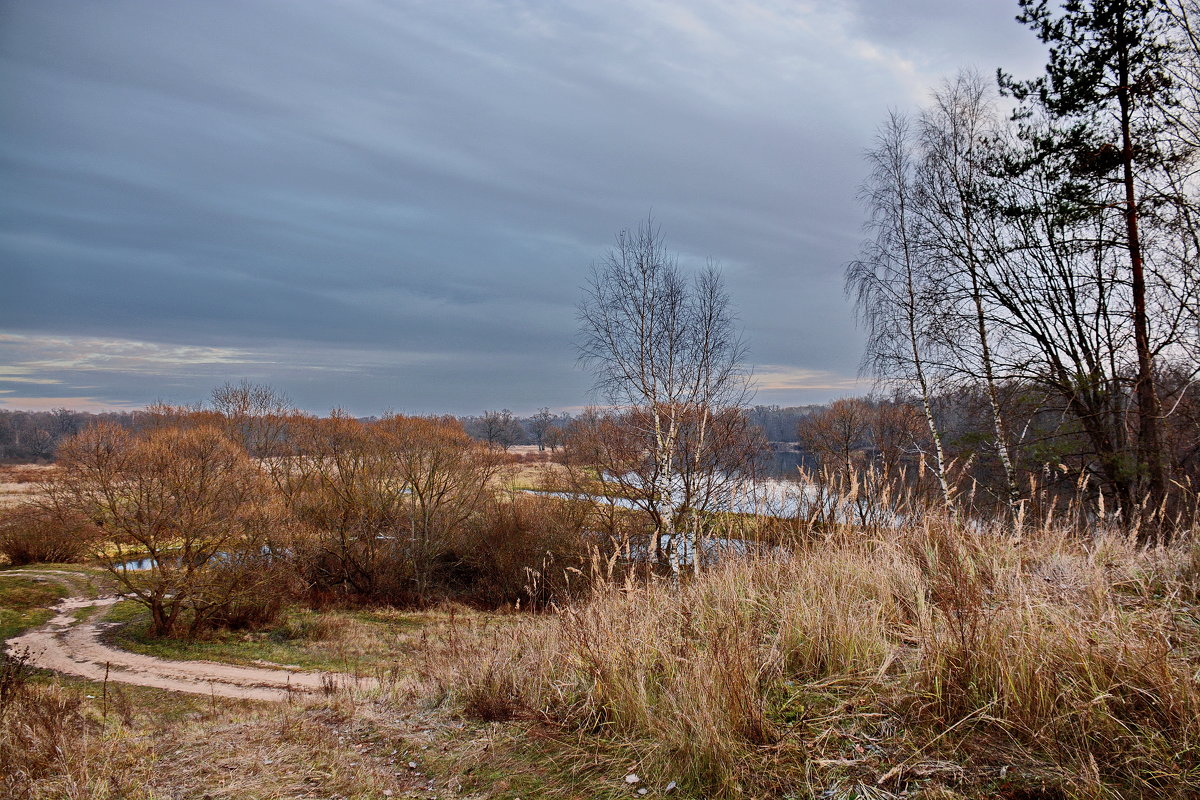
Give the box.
[3,449,1198,799]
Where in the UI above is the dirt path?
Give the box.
[3,570,373,701]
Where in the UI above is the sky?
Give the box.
[0,0,1047,416]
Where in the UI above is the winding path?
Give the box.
[3,570,372,701]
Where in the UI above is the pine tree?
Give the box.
[1000,0,1188,513]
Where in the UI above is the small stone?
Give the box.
[408,761,418,769]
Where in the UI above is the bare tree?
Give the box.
[209,380,293,457]
[917,71,1022,513]
[271,411,502,603]
[269,411,405,598]
[847,113,955,510]
[51,423,276,637]
[528,407,556,451]
[578,217,754,574]
[796,398,872,476]
[867,397,930,477]
[376,414,504,600]
[480,409,523,451]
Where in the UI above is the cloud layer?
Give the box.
[0,0,1043,414]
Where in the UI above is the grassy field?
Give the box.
[1,666,665,800]
[0,464,54,509]
[3,521,1200,799]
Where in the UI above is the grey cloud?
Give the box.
[1,0,1037,413]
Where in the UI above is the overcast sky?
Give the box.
[0,0,1046,416]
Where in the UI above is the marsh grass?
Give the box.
[445,518,1200,798]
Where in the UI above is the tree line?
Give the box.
[0,404,826,464]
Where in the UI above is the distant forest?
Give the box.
[0,404,822,463]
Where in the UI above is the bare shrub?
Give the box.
[0,503,98,565]
[277,413,503,605]
[453,493,593,607]
[189,546,297,633]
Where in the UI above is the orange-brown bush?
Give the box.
[0,503,98,565]
[452,493,594,607]
[278,413,505,605]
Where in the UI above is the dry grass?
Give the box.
[0,649,454,800]
[442,520,1200,798]
[0,464,53,509]
[506,461,568,491]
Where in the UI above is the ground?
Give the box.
[1,564,661,800]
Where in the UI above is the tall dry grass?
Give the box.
[445,518,1200,798]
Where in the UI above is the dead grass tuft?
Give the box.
[440,520,1200,797]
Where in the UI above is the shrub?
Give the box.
[187,551,297,634]
[0,504,97,565]
[452,493,593,607]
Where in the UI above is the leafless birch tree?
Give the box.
[577,218,753,575]
[847,113,955,510]
[917,71,1022,512]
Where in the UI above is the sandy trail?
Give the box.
[3,570,373,701]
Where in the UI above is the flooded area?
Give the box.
[115,556,157,571]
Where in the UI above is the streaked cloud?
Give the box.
[0,396,144,412]
[0,334,258,373]
[0,1,1042,414]
[753,365,870,400]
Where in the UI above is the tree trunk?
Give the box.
[1118,41,1167,525]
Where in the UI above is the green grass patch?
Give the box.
[0,573,68,640]
[2,562,114,597]
[101,600,441,673]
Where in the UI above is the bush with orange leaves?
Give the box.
[0,504,99,566]
[51,423,287,637]
[271,412,505,605]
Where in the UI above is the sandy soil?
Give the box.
[3,570,373,701]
